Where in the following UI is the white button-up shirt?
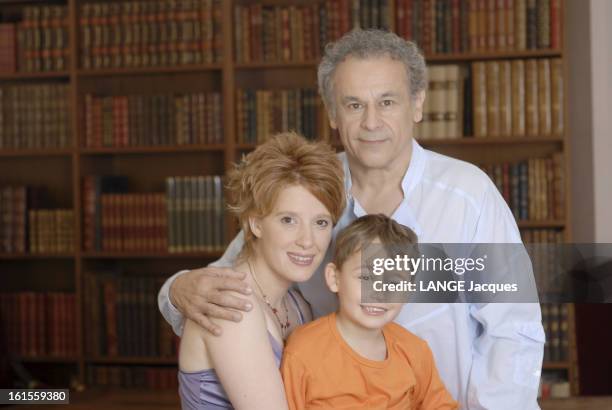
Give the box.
[159,140,545,409]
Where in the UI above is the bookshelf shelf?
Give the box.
[518,220,566,229]
[234,60,319,69]
[0,149,73,157]
[417,136,565,145]
[79,145,226,155]
[424,49,563,62]
[16,356,79,363]
[86,357,177,365]
[81,251,224,259]
[0,71,70,80]
[543,362,572,370]
[76,64,223,77]
[0,253,75,260]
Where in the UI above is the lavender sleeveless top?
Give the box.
[178,289,306,410]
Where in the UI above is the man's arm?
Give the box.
[466,184,545,409]
[467,302,544,409]
[157,230,252,336]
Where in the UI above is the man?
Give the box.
[159,29,544,409]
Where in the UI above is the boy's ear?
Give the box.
[324,262,340,293]
[248,215,263,238]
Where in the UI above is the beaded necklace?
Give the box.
[247,260,291,338]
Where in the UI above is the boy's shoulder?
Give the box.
[384,321,430,355]
[284,314,336,356]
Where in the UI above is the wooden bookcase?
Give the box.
[0,0,577,397]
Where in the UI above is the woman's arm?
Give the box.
[203,291,289,410]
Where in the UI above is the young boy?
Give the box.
[280,214,458,410]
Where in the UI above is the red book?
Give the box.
[0,24,17,72]
[58,293,66,356]
[452,0,461,52]
[18,293,28,356]
[36,293,46,356]
[67,293,76,356]
[302,5,312,61]
[45,293,55,355]
[339,0,350,36]
[423,0,433,54]
[310,4,320,59]
[550,0,561,49]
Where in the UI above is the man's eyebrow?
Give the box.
[380,91,401,98]
[341,92,400,103]
[341,96,362,103]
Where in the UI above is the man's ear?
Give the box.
[248,216,263,238]
[325,262,340,293]
[412,90,426,123]
[329,114,338,130]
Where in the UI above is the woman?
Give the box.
[178,132,345,409]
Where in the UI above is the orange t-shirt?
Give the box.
[280,313,458,410]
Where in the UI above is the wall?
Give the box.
[568,0,612,243]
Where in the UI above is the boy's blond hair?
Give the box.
[333,214,418,269]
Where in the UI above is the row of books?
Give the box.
[84,274,177,358]
[84,92,223,148]
[101,194,167,253]
[481,154,565,221]
[0,84,71,149]
[80,0,222,69]
[397,0,562,55]
[417,64,465,139]
[520,228,564,293]
[233,1,391,63]
[539,373,570,399]
[29,209,74,254]
[542,303,570,362]
[236,89,323,144]
[234,57,564,142]
[166,175,225,253]
[0,292,77,357]
[521,228,563,244]
[7,6,70,73]
[87,366,178,390]
[472,58,563,138]
[1,185,29,254]
[82,176,166,253]
[1,185,73,254]
[82,175,225,253]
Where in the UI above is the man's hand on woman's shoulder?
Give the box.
[170,266,253,336]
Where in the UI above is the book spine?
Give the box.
[525,59,539,136]
[515,0,527,50]
[485,61,500,137]
[550,58,564,135]
[472,62,487,137]
[537,59,552,136]
[550,0,561,49]
[511,59,526,136]
[537,0,550,48]
[498,60,512,136]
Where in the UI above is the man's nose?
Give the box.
[361,106,382,131]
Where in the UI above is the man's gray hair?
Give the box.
[317,29,427,119]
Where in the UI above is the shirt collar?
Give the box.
[341,138,426,206]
